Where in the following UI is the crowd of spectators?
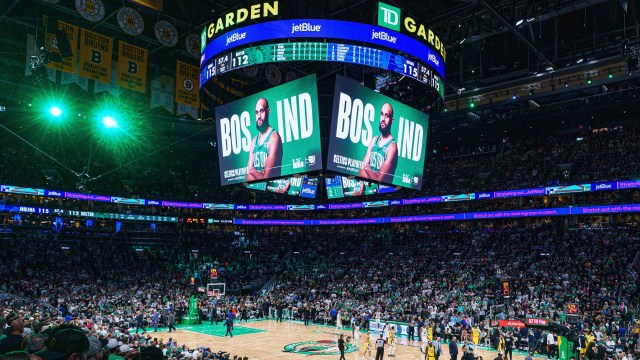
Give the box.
[0,221,639,359]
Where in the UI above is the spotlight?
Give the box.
[49,106,62,117]
[102,116,118,128]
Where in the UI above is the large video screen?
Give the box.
[325,175,396,199]
[326,75,428,190]
[246,175,318,199]
[215,74,322,186]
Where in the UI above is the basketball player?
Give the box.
[246,97,283,181]
[362,330,373,360]
[472,325,480,354]
[422,325,430,353]
[359,102,398,184]
[426,339,437,360]
[353,321,361,344]
[382,323,390,343]
[388,325,397,357]
[336,310,343,330]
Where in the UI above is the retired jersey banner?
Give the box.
[175,61,199,107]
[79,29,113,83]
[215,74,322,186]
[117,41,148,93]
[150,75,174,114]
[44,18,78,74]
[326,75,428,190]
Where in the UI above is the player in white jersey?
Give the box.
[421,326,430,353]
[382,323,390,342]
[353,322,361,343]
[336,311,343,330]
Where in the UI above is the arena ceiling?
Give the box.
[0,0,637,145]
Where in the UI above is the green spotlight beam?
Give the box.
[0,122,79,176]
[91,124,216,180]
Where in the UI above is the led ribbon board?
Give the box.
[200,19,445,79]
[2,180,638,211]
[201,41,443,98]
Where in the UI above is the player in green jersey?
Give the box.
[247,97,283,181]
[359,102,398,185]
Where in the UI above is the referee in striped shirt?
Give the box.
[376,333,386,360]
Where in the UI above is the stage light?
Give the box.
[608,72,613,79]
[587,77,592,84]
[49,106,62,117]
[102,116,118,128]
[469,102,475,108]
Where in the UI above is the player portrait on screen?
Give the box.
[246,97,283,181]
[359,102,398,185]
[343,179,365,197]
[273,178,291,194]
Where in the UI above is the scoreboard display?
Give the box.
[201,42,443,98]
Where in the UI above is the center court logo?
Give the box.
[283,340,357,355]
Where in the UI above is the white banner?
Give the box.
[150,75,174,114]
[25,34,37,76]
[94,61,119,97]
[177,103,198,120]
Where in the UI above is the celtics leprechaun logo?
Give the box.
[283,340,357,355]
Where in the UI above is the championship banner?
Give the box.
[215,74,323,186]
[79,29,114,83]
[175,61,199,107]
[326,75,428,190]
[150,75,174,114]
[131,0,163,11]
[44,18,78,74]
[117,41,148,93]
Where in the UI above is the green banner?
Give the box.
[327,75,428,190]
[216,74,322,186]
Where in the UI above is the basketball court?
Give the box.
[157,319,531,360]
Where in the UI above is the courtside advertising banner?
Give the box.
[327,75,428,190]
[215,74,322,186]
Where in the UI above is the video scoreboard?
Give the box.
[201,42,443,98]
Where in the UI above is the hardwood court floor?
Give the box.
[160,320,529,360]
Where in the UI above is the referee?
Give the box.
[376,333,386,360]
